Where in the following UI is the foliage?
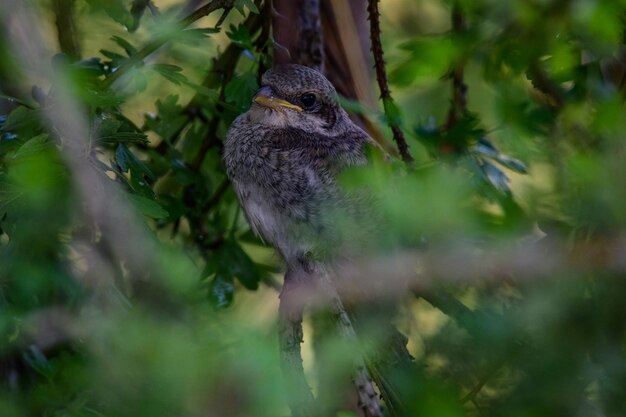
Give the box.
[1,0,626,416]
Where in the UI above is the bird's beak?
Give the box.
[253,86,303,112]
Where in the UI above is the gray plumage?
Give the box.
[224,64,372,269]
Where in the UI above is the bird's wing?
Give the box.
[269,126,370,169]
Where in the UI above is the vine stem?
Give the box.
[367,0,414,166]
[101,0,235,89]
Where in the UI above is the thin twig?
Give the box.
[445,2,467,129]
[367,0,414,166]
[101,0,235,89]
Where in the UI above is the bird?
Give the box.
[224,64,413,417]
[224,64,375,274]
[224,63,388,417]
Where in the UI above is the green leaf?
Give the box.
[11,134,51,160]
[235,0,259,15]
[208,273,234,309]
[226,23,254,50]
[143,95,189,140]
[111,35,138,56]
[0,177,23,212]
[152,64,188,85]
[128,0,149,32]
[72,57,106,77]
[390,36,459,86]
[96,118,122,139]
[225,73,258,113]
[127,193,169,219]
[97,118,148,144]
[185,82,219,100]
[170,159,197,186]
[115,144,154,179]
[100,49,127,68]
[1,107,45,140]
[176,27,221,43]
[216,240,260,290]
[85,0,133,28]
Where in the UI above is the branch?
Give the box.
[278,270,317,417]
[445,1,467,129]
[52,0,81,60]
[295,0,324,72]
[367,0,414,166]
[101,0,235,89]
[315,267,385,417]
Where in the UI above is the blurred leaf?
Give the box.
[171,158,197,186]
[100,49,127,69]
[11,134,51,160]
[127,193,169,219]
[1,107,45,141]
[144,95,188,140]
[391,37,459,86]
[152,64,188,85]
[115,144,154,180]
[226,23,254,50]
[206,239,261,292]
[481,160,511,194]
[111,35,138,57]
[128,0,149,32]
[234,0,260,15]
[96,117,148,144]
[72,57,107,78]
[85,0,133,28]
[495,154,528,174]
[22,346,54,378]
[225,73,258,113]
[175,27,221,44]
[209,273,234,309]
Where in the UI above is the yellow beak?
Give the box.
[253,86,303,112]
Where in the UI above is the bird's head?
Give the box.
[248,64,347,133]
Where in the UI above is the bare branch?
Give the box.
[52,0,81,60]
[278,271,317,417]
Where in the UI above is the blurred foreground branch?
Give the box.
[260,236,626,311]
[102,0,235,88]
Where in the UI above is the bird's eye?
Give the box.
[300,93,317,108]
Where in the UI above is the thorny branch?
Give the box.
[367,0,414,166]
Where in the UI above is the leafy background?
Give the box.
[1,0,626,416]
